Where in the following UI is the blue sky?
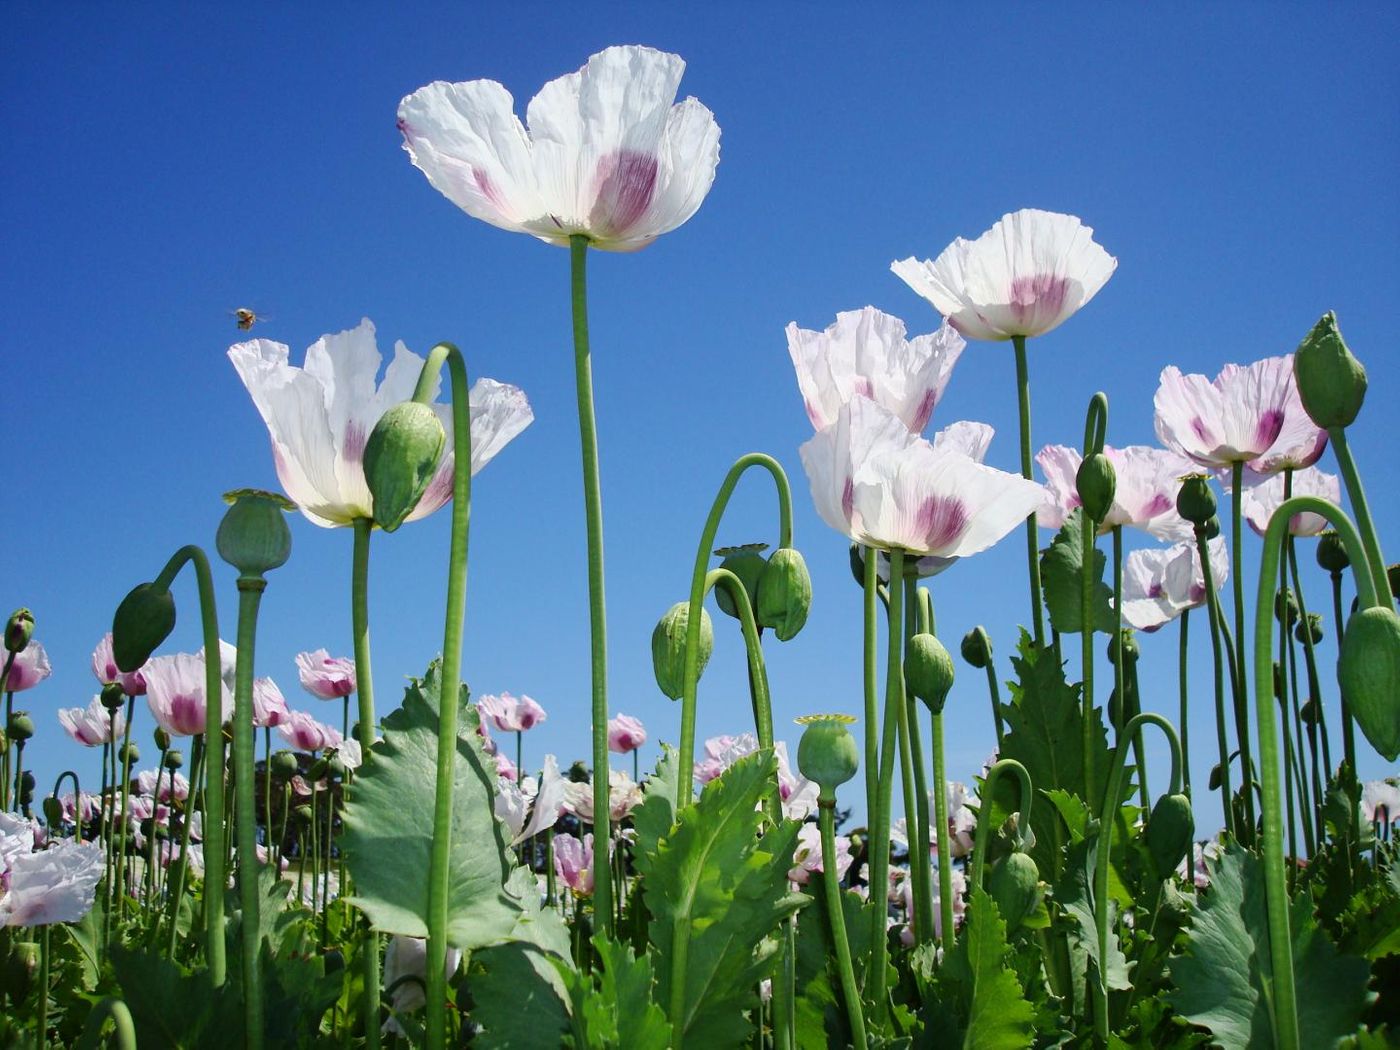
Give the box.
[5,6,1397,823]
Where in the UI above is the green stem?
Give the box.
[1194,529,1235,836]
[868,547,905,1016]
[929,708,953,948]
[1229,463,1258,835]
[1081,511,1099,805]
[37,924,49,1050]
[862,548,880,823]
[350,516,382,1049]
[1330,571,1357,772]
[968,759,1034,895]
[165,735,204,959]
[819,800,868,1050]
[1012,335,1045,644]
[1178,609,1191,796]
[232,580,267,1048]
[77,998,136,1050]
[114,696,136,920]
[1277,595,1301,868]
[892,582,926,948]
[1328,427,1392,601]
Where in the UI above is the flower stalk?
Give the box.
[1013,336,1046,644]
[868,547,905,1013]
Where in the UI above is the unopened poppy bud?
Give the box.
[1146,792,1194,880]
[905,633,955,713]
[1293,311,1367,429]
[5,608,34,653]
[987,852,1040,933]
[1316,532,1350,574]
[651,602,713,701]
[1300,696,1321,727]
[7,711,34,741]
[100,682,126,711]
[1389,565,1400,603]
[1202,516,1221,541]
[960,626,993,669]
[1176,475,1216,527]
[216,489,293,577]
[164,749,185,770]
[1208,760,1226,792]
[714,545,766,621]
[1076,453,1117,523]
[795,714,859,802]
[1296,613,1324,646]
[848,544,869,588]
[1107,630,1139,666]
[111,582,177,673]
[293,804,313,825]
[363,401,446,533]
[1274,589,1299,627]
[154,727,172,752]
[757,548,813,642]
[42,796,64,827]
[1338,606,1400,761]
[119,742,140,766]
[19,771,34,802]
[271,750,299,777]
[8,940,40,997]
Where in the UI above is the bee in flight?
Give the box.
[231,307,269,331]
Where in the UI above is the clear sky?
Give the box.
[5,5,1397,823]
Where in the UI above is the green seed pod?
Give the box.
[100,682,126,711]
[7,711,34,742]
[119,742,140,765]
[905,632,955,713]
[363,401,447,533]
[18,771,34,803]
[1176,475,1217,527]
[1316,531,1350,574]
[1208,761,1224,792]
[987,852,1041,933]
[1274,588,1299,627]
[216,489,293,577]
[42,796,65,828]
[1300,696,1321,727]
[757,548,813,642]
[1293,311,1367,429]
[1295,613,1324,646]
[5,608,34,653]
[651,601,713,701]
[714,545,766,621]
[1076,452,1117,524]
[1202,516,1222,542]
[960,626,992,669]
[111,582,177,673]
[292,804,314,826]
[1147,792,1195,880]
[154,727,172,752]
[5,940,40,1001]
[271,750,299,778]
[163,749,185,771]
[1338,606,1400,761]
[1106,629,1139,666]
[795,714,860,801]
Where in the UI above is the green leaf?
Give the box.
[947,890,1037,1049]
[339,662,542,950]
[641,750,807,1048]
[110,946,243,1047]
[1168,842,1375,1048]
[1054,837,1132,996]
[794,875,877,1049]
[551,936,671,1050]
[469,942,572,1049]
[633,744,681,861]
[1040,509,1117,635]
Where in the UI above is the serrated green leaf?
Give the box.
[1054,838,1133,993]
[953,890,1037,1049]
[633,744,681,861]
[110,945,243,1047]
[1168,842,1375,1048]
[339,662,540,950]
[1041,509,1117,635]
[642,750,807,1048]
[469,941,572,1049]
[794,875,877,1049]
[552,936,671,1049]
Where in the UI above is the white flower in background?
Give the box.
[564,769,643,824]
[381,935,464,1037]
[788,822,853,885]
[230,319,533,528]
[1362,780,1400,826]
[1233,466,1341,538]
[398,45,720,253]
[1118,537,1229,632]
[787,307,965,432]
[1036,444,1196,540]
[1,813,104,928]
[144,652,231,738]
[515,755,569,844]
[57,695,125,747]
[892,209,1117,341]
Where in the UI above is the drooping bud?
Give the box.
[1296,613,1324,646]
[1076,453,1117,524]
[111,582,177,673]
[960,626,993,669]
[292,804,314,826]
[651,602,713,701]
[1202,516,1222,541]
[1274,588,1299,628]
[1146,793,1194,880]
[905,633,955,713]
[18,772,34,804]
[1389,564,1400,604]
[5,608,34,653]
[714,544,766,621]
[1316,531,1350,574]
[987,852,1040,932]
[7,711,34,742]
[795,714,860,802]
[163,749,185,770]
[1107,629,1139,666]
[1338,606,1400,761]
[848,544,869,588]
[216,489,293,577]
[757,548,813,642]
[363,401,446,533]
[271,750,299,778]
[1293,311,1367,429]
[1300,697,1321,727]
[1176,475,1216,527]
[42,796,64,828]
[100,682,126,711]
[154,727,172,752]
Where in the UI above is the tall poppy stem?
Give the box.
[818,798,867,1050]
[904,583,935,946]
[350,516,382,1049]
[1012,336,1045,645]
[1178,609,1191,796]
[1329,571,1357,771]
[1081,512,1099,804]
[868,548,904,1015]
[1194,527,1234,836]
[1328,426,1392,600]
[232,578,267,1048]
[862,549,880,821]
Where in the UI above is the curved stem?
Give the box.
[1328,426,1392,601]
[1178,610,1191,796]
[819,800,868,1050]
[968,759,1034,896]
[233,579,266,1048]
[1195,528,1235,837]
[868,547,905,1016]
[349,516,382,1049]
[983,661,1005,750]
[676,452,794,810]
[51,771,82,839]
[1012,336,1045,644]
[77,998,137,1050]
[1229,464,1257,835]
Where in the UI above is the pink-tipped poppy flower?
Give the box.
[295,649,356,700]
[786,306,965,432]
[1153,356,1298,468]
[514,755,568,845]
[1244,366,1327,476]
[229,319,533,528]
[1234,466,1341,538]
[91,632,148,696]
[554,832,595,896]
[276,710,341,753]
[0,813,104,928]
[143,652,230,738]
[2,641,51,692]
[476,692,547,733]
[1118,537,1229,632]
[398,45,720,253]
[1036,443,1196,540]
[57,696,125,747]
[252,677,292,728]
[788,822,853,885]
[892,209,1117,341]
[607,713,647,754]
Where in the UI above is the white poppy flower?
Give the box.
[1233,465,1341,538]
[1118,537,1229,632]
[892,209,1117,340]
[1153,356,1295,468]
[229,319,532,528]
[1037,443,1196,540]
[397,45,720,252]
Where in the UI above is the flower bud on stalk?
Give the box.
[164,749,184,771]
[5,608,34,653]
[1107,629,1139,667]
[987,852,1040,932]
[795,714,859,802]
[1294,311,1367,429]
[42,795,64,828]
[757,548,813,641]
[1317,531,1350,574]
[154,727,172,752]
[120,742,140,765]
[1076,453,1117,524]
[1274,589,1299,628]
[271,750,299,778]
[1146,792,1195,880]
[363,402,446,532]
[216,489,294,577]
[19,771,35,804]
[714,545,766,621]
[960,626,992,669]
[651,602,713,700]
[1177,474,1217,527]
[1296,613,1324,646]
[1338,606,1400,761]
[905,633,955,713]
[100,682,126,712]
[7,711,34,742]
[111,583,177,672]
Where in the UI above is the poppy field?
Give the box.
[3,40,1399,1050]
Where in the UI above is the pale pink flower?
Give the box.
[295,650,356,700]
[382,936,464,1037]
[1154,357,1297,468]
[252,677,292,728]
[691,734,817,820]
[277,710,341,753]
[554,832,595,895]
[607,713,647,754]
[135,770,189,803]
[143,652,230,738]
[61,792,100,824]
[2,641,51,692]
[1,813,104,928]
[229,319,533,528]
[1362,781,1400,826]
[494,752,518,782]
[787,307,965,432]
[1245,365,1328,476]
[892,209,1117,341]
[57,696,125,747]
[1036,444,1196,540]
[897,861,967,946]
[801,398,1044,558]
[398,46,719,253]
[1118,537,1229,632]
[1234,466,1341,538]
[476,692,547,733]
[91,632,148,696]
[515,755,568,844]
[564,769,642,823]
[788,822,853,885]
[1177,838,1223,890]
